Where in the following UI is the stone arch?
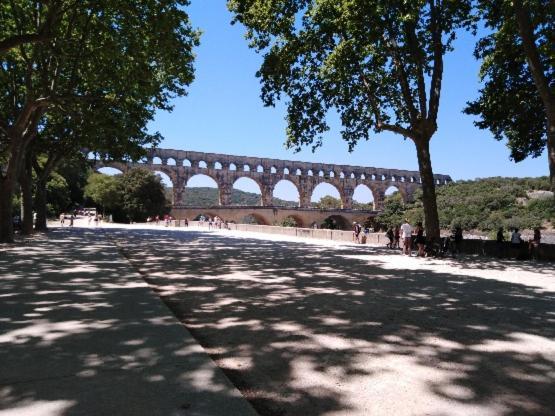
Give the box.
[352,184,374,208]
[339,171,345,179]
[311,182,342,207]
[229,163,237,171]
[307,169,314,176]
[232,177,262,206]
[198,160,208,169]
[284,167,290,175]
[273,179,300,207]
[295,168,302,176]
[183,174,220,206]
[152,170,174,187]
[240,213,269,225]
[95,166,124,175]
[183,159,191,167]
[214,161,223,170]
[243,164,251,172]
[320,214,350,230]
[270,166,277,174]
[282,214,304,228]
[257,165,264,173]
[329,171,335,178]
[167,158,176,166]
[152,156,162,165]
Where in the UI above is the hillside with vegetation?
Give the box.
[375,177,554,233]
[169,187,298,207]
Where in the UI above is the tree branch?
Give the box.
[514,1,555,116]
[427,0,443,123]
[405,21,428,119]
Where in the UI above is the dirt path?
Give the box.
[111,226,555,416]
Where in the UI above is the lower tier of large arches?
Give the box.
[171,206,377,231]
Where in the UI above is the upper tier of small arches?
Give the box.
[145,149,451,185]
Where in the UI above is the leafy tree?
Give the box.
[0,0,199,242]
[228,0,475,239]
[280,216,298,227]
[375,193,405,230]
[84,173,122,216]
[465,0,554,197]
[45,172,71,216]
[119,168,169,222]
[316,195,342,209]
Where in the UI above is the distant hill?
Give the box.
[376,176,554,232]
[166,187,298,207]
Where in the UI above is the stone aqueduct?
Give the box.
[96,148,452,227]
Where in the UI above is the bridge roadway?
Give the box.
[171,205,377,229]
[96,148,452,212]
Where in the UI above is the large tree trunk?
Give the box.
[514,2,555,197]
[414,137,440,240]
[0,178,15,243]
[547,118,555,197]
[19,156,34,235]
[34,179,48,232]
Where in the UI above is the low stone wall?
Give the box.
[168,220,555,261]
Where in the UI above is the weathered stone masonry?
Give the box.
[96,148,452,211]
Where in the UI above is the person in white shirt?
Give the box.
[400,219,413,256]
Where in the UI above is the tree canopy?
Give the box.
[0,0,200,242]
[228,0,476,239]
[465,0,554,195]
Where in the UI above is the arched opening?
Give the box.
[360,173,366,180]
[352,184,374,210]
[280,215,303,228]
[273,180,300,207]
[198,161,207,169]
[96,167,124,176]
[311,182,342,208]
[214,162,223,170]
[371,174,376,180]
[183,159,191,167]
[152,170,173,204]
[307,169,314,176]
[183,174,219,207]
[270,166,277,174]
[243,164,251,172]
[329,171,335,178]
[350,172,356,179]
[339,172,345,179]
[284,167,289,175]
[167,158,176,166]
[320,215,350,230]
[257,165,264,173]
[385,185,400,197]
[232,177,262,206]
[229,163,237,171]
[152,157,162,165]
[240,213,268,225]
[295,168,302,176]
[318,170,324,177]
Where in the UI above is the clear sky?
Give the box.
[145,0,548,203]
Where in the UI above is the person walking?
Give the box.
[386,227,394,249]
[414,222,426,257]
[496,227,505,258]
[528,228,541,260]
[394,226,400,249]
[352,222,361,243]
[60,213,65,227]
[400,219,413,256]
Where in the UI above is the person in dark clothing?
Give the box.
[496,227,505,257]
[414,222,426,257]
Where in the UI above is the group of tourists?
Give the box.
[198,215,228,230]
[497,227,542,260]
[60,212,101,227]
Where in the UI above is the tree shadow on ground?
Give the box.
[111,227,555,416]
[0,227,255,416]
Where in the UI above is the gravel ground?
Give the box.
[101,223,555,416]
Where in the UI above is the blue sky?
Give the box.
[145,0,548,203]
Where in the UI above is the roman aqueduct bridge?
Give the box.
[96,148,452,213]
